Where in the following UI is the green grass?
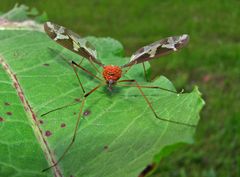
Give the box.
[1,0,239,176]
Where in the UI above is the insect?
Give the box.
[42,21,195,172]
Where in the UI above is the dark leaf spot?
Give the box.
[61,123,66,128]
[6,112,12,116]
[0,117,4,122]
[45,130,52,137]
[73,112,77,115]
[43,63,50,67]
[83,109,91,117]
[104,145,108,150]
[74,98,81,102]
[4,102,10,106]
[39,119,44,124]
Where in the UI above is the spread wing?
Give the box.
[44,22,104,67]
[122,34,189,68]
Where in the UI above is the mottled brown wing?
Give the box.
[44,22,104,67]
[122,34,189,68]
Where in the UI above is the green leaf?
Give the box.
[0,23,204,177]
[0,4,48,22]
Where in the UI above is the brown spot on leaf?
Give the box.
[83,109,91,117]
[74,98,81,102]
[104,145,109,150]
[61,123,66,128]
[39,119,44,124]
[4,102,10,106]
[45,130,52,137]
[43,63,50,67]
[0,117,4,122]
[6,112,12,116]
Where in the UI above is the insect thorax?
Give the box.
[102,65,122,83]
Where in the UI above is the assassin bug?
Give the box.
[42,22,195,172]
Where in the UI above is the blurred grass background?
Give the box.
[0,1,239,177]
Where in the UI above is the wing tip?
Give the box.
[181,34,190,42]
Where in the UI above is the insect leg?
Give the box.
[56,52,104,92]
[42,83,104,172]
[71,61,86,93]
[118,80,180,94]
[142,63,149,81]
[118,79,196,127]
[77,57,101,76]
[41,54,104,117]
[47,48,100,93]
[121,62,135,76]
[41,99,81,117]
[88,56,102,75]
[72,61,103,81]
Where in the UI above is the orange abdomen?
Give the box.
[102,65,122,82]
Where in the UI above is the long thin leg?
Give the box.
[71,60,104,94]
[51,50,103,85]
[48,48,100,93]
[41,59,103,118]
[142,63,148,82]
[121,61,137,76]
[78,58,84,65]
[72,61,103,81]
[118,80,180,94]
[118,79,196,127]
[42,83,104,172]
[41,99,81,117]
[71,61,85,93]
[89,56,101,75]
[48,47,101,75]
[122,62,149,82]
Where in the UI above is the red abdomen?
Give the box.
[102,65,122,82]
